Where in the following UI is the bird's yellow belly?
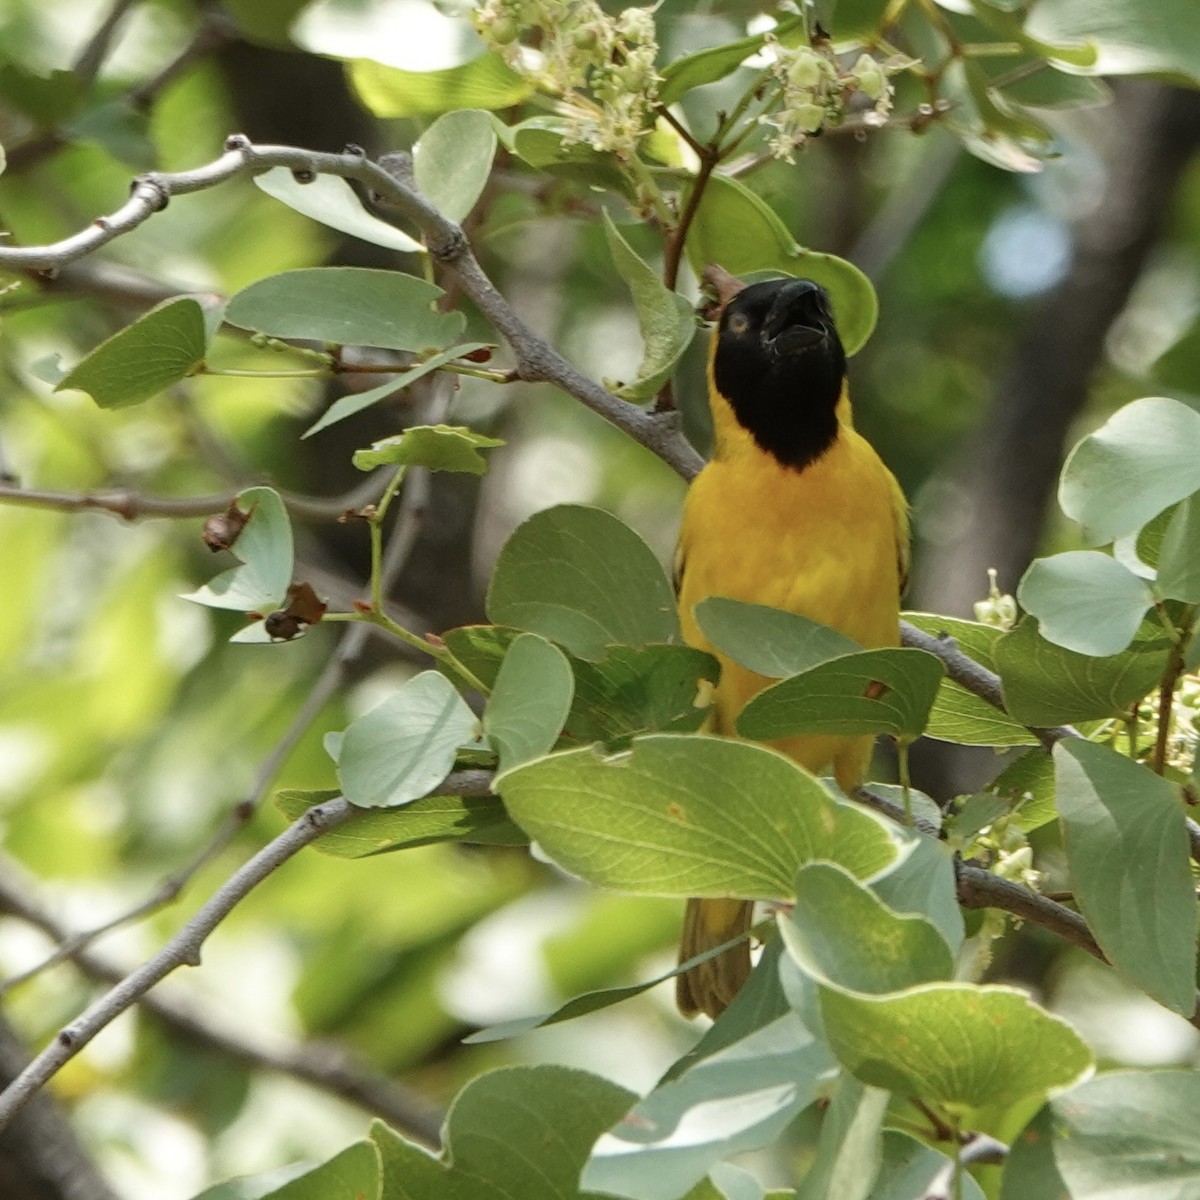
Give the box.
[677,431,901,790]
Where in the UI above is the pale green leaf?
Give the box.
[1018,551,1153,656]
[1157,494,1200,602]
[1059,396,1200,545]
[795,1077,888,1200]
[483,633,574,772]
[352,423,504,473]
[1054,739,1198,1015]
[182,487,293,612]
[253,167,423,252]
[602,212,695,402]
[337,672,481,808]
[413,109,497,222]
[348,53,533,119]
[225,268,465,352]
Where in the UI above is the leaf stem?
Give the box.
[1151,606,1195,775]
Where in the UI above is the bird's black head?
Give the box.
[711,277,846,471]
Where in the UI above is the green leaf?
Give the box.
[1050,1070,1200,1199]
[657,17,806,107]
[495,734,902,898]
[873,1130,986,1200]
[1018,551,1153,657]
[257,1142,380,1200]
[1025,0,1200,84]
[351,423,504,473]
[57,297,208,409]
[602,213,695,402]
[306,348,492,438]
[192,1166,312,1200]
[999,1106,1068,1200]
[371,1066,633,1200]
[464,931,752,1045]
[182,487,293,612]
[225,269,465,352]
[483,633,574,772]
[1059,396,1200,545]
[780,864,954,994]
[820,984,1092,1124]
[413,109,497,223]
[985,747,1058,833]
[566,644,719,747]
[795,1077,889,1200]
[337,672,481,809]
[737,649,945,740]
[684,174,878,355]
[870,836,965,955]
[275,789,525,856]
[486,504,679,661]
[348,53,534,119]
[995,618,1169,726]
[902,613,1037,747]
[999,65,1110,110]
[253,167,423,252]
[1054,739,1198,1015]
[510,119,632,193]
[819,0,894,41]
[583,1013,835,1200]
[1157,494,1200,602]
[695,598,859,679]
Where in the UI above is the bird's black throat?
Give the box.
[711,278,847,472]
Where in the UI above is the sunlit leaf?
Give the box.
[351,423,504,473]
[413,109,497,222]
[253,167,424,252]
[348,52,533,118]
[483,633,574,772]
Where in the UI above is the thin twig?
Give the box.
[0,797,353,1130]
[0,854,443,1145]
[0,139,705,481]
[72,0,140,84]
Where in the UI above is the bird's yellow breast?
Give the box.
[677,388,905,788]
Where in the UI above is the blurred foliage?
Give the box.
[0,1,1198,1198]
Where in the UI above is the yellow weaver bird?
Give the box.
[676,274,910,1020]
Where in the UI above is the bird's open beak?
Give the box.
[761,283,830,356]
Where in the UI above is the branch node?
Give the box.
[343,143,366,158]
[56,1028,78,1049]
[223,132,252,152]
[132,175,170,212]
[430,229,468,263]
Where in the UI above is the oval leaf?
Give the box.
[779,863,955,994]
[225,268,465,352]
[684,173,877,355]
[602,212,695,402]
[819,984,1093,1121]
[1157,493,1200,602]
[337,672,481,808]
[348,52,534,118]
[182,486,294,612]
[253,167,424,252]
[413,109,498,222]
[57,296,208,409]
[352,423,504,473]
[1054,738,1199,1015]
[695,598,860,679]
[486,504,679,661]
[495,734,902,898]
[737,648,945,740]
[1018,550,1153,656]
[1059,396,1200,545]
[483,633,574,772]
[1050,1069,1200,1200]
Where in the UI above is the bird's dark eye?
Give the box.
[727,311,751,335]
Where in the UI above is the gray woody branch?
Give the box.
[0,137,704,481]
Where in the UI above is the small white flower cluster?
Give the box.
[760,41,898,162]
[475,0,660,159]
[974,567,1019,630]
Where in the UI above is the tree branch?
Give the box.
[0,139,705,482]
[0,856,443,1146]
[0,798,353,1131]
